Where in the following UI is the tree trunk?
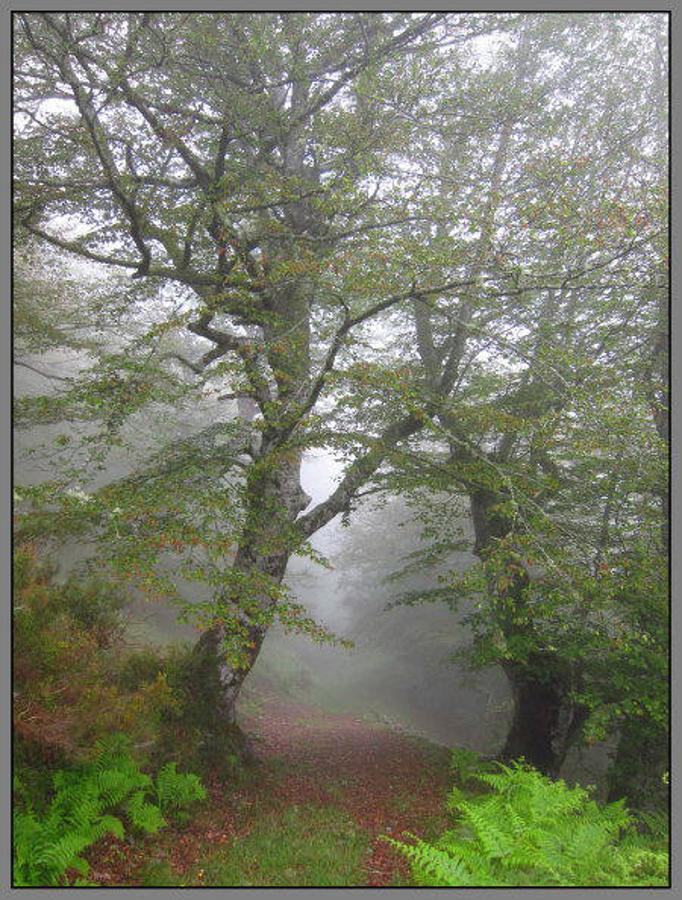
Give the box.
[469,490,587,777]
[470,488,511,555]
[188,552,288,770]
[501,657,588,777]
[189,445,310,768]
[188,624,260,770]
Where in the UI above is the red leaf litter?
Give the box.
[85,694,452,887]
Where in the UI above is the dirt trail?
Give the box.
[241,694,452,885]
[88,694,453,887]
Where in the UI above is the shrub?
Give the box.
[113,642,214,774]
[14,542,251,788]
[118,641,255,777]
[385,758,668,887]
[13,545,179,764]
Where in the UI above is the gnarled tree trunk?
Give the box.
[191,443,310,767]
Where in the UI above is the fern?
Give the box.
[458,798,511,860]
[13,734,205,886]
[126,790,166,833]
[386,759,669,887]
[450,747,486,783]
[155,761,207,814]
[384,834,479,886]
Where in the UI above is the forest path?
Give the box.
[237,693,453,885]
[89,693,453,887]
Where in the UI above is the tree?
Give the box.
[377,14,668,784]
[14,11,507,760]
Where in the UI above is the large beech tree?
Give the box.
[371,14,668,789]
[14,11,503,759]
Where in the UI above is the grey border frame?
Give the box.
[3,3,676,898]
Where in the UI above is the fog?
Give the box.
[245,452,511,754]
[14,357,611,785]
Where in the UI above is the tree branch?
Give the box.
[296,413,424,538]
[14,360,71,382]
[20,219,218,287]
[116,80,212,190]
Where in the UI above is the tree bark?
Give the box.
[191,443,310,766]
[188,624,260,769]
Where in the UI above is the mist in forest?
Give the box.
[15,359,509,749]
[13,376,606,793]
[11,15,668,891]
[12,302,526,774]
[16,358,613,787]
[251,453,512,754]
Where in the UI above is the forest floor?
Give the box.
[85,688,454,887]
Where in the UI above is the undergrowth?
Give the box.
[13,544,180,765]
[13,733,206,886]
[12,544,213,887]
[13,543,252,778]
[386,754,669,887]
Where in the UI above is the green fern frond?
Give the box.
[35,831,92,877]
[68,856,90,878]
[564,820,610,861]
[437,833,493,874]
[155,762,206,812]
[94,767,149,807]
[389,762,669,887]
[92,732,133,769]
[458,799,511,859]
[445,785,465,810]
[126,790,166,834]
[450,747,486,782]
[91,813,125,842]
[13,733,205,886]
[384,835,477,886]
